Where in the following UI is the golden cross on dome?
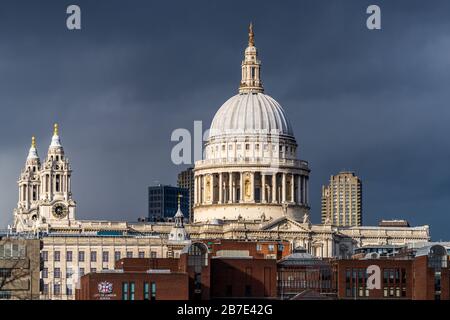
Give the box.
[31,136,36,148]
[53,123,59,136]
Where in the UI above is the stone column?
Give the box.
[297,175,301,205]
[210,174,214,204]
[305,177,309,205]
[194,176,198,205]
[250,172,255,202]
[202,175,206,205]
[219,173,223,204]
[272,174,277,204]
[229,172,233,203]
[282,173,286,203]
[301,176,305,204]
[240,172,244,202]
[290,174,295,203]
[261,173,266,203]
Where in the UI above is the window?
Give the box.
[245,285,252,297]
[144,282,149,300]
[43,284,49,295]
[42,251,48,261]
[78,251,85,262]
[91,268,97,273]
[66,284,73,296]
[256,244,262,251]
[0,268,12,278]
[245,144,250,150]
[54,251,60,262]
[115,251,121,261]
[151,282,156,300]
[150,252,157,258]
[66,251,72,262]
[126,251,133,258]
[139,251,145,258]
[42,268,48,279]
[54,268,61,278]
[102,251,109,263]
[90,251,97,262]
[122,282,128,300]
[66,268,73,278]
[79,268,85,276]
[226,285,232,297]
[54,284,61,295]
[0,291,11,299]
[268,245,274,252]
[130,282,135,300]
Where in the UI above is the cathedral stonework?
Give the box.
[193,24,310,223]
[14,124,77,233]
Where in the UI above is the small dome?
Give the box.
[209,92,294,139]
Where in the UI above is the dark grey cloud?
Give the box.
[0,0,449,240]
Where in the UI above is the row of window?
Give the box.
[212,144,295,152]
[256,244,284,252]
[122,282,156,300]
[345,268,407,298]
[0,243,26,258]
[0,268,12,278]
[42,283,72,296]
[42,250,157,262]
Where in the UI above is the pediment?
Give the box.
[260,217,310,232]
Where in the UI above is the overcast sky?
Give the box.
[0,0,449,240]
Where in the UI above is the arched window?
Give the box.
[55,175,60,192]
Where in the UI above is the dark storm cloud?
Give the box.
[0,0,449,240]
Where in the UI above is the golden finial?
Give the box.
[177,194,183,207]
[31,136,36,148]
[248,22,255,46]
[53,123,59,136]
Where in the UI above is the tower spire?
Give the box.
[50,123,62,148]
[248,22,254,46]
[27,136,39,161]
[239,23,264,94]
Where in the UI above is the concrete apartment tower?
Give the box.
[321,171,362,227]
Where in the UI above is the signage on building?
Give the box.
[94,281,116,300]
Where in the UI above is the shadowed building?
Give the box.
[177,167,194,222]
[0,235,41,300]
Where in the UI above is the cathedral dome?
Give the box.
[209,92,294,139]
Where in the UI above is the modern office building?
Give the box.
[321,171,362,226]
[177,167,194,222]
[0,234,41,300]
[148,185,189,222]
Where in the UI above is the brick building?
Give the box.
[75,240,285,300]
[335,244,449,300]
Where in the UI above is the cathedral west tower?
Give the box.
[14,124,76,232]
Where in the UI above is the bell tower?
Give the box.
[38,123,76,225]
[13,137,42,231]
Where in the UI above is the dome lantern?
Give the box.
[239,23,264,94]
